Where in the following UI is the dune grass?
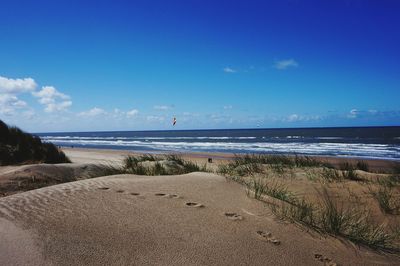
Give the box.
[270,187,399,252]
[356,161,369,172]
[0,120,70,165]
[220,154,399,252]
[320,167,343,182]
[83,154,207,178]
[370,179,400,215]
[218,154,327,178]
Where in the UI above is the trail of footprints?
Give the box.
[256,230,281,245]
[314,254,338,266]
[96,186,336,264]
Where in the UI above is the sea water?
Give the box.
[37,126,400,160]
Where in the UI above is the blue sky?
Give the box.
[0,0,399,132]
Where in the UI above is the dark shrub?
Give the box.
[356,161,369,172]
[0,120,70,165]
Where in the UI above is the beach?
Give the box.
[61,147,399,173]
[1,148,400,265]
[3,0,400,264]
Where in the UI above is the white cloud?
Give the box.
[45,101,72,113]
[78,107,106,117]
[0,76,37,93]
[223,67,237,73]
[32,86,72,112]
[287,114,299,122]
[126,109,139,117]
[0,94,28,115]
[0,95,27,107]
[348,109,359,118]
[146,115,165,122]
[154,105,172,111]
[113,108,122,114]
[209,113,232,123]
[223,105,233,110]
[22,109,35,119]
[285,113,321,122]
[274,59,298,70]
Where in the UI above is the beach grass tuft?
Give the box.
[218,154,328,178]
[356,161,369,172]
[271,187,399,252]
[370,180,400,215]
[320,167,343,182]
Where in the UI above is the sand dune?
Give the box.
[1,172,399,265]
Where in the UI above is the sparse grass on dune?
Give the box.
[342,169,362,181]
[218,154,327,178]
[84,154,208,178]
[357,161,369,172]
[238,154,324,168]
[272,198,316,228]
[219,154,368,184]
[221,154,400,252]
[392,163,400,175]
[370,179,400,215]
[271,187,399,252]
[250,179,295,203]
[320,167,343,182]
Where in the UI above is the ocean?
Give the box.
[37,126,400,160]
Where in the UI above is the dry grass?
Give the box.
[220,154,400,253]
[84,154,208,178]
[271,187,399,252]
[370,179,400,215]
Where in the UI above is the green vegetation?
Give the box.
[356,161,369,172]
[342,169,361,181]
[0,120,70,165]
[250,179,294,203]
[271,188,399,252]
[320,167,343,182]
[218,154,327,177]
[84,154,207,178]
[370,180,400,215]
[220,154,400,252]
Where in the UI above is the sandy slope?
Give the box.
[1,172,398,265]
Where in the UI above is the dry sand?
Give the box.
[2,172,399,265]
[1,148,399,265]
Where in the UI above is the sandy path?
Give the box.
[0,172,398,265]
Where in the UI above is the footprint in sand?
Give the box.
[116,190,124,193]
[155,193,180,199]
[185,202,204,208]
[256,230,281,245]
[314,254,337,266]
[224,212,243,221]
[98,187,110,190]
[167,194,180,199]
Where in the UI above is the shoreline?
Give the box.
[60,146,400,161]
